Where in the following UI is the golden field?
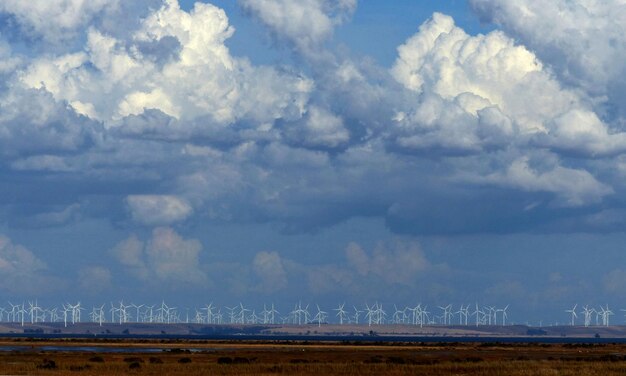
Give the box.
[1,339,626,375]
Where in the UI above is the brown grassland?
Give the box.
[1,339,626,375]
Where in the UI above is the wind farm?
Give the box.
[2,300,626,376]
[0,300,624,340]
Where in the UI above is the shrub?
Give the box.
[37,359,57,370]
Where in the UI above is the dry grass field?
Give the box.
[1,339,626,375]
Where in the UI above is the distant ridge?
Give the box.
[2,322,626,340]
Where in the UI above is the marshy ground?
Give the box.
[1,338,626,375]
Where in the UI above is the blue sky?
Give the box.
[196,0,493,67]
[0,0,626,324]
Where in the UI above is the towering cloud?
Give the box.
[19,0,312,130]
[469,0,626,117]
[391,12,626,157]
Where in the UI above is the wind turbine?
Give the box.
[62,304,70,327]
[565,304,578,326]
[334,303,349,325]
[582,305,593,327]
[472,303,483,327]
[313,305,327,327]
[353,306,362,324]
[392,305,405,324]
[269,304,279,325]
[364,303,374,327]
[130,303,144,323]
[500,305,509,326]
[421,306,430,327]
[204,303,215,324]
[603,305,613,326]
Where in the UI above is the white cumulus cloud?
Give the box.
[0,235,48,293]
[391,13,626,157]
[111,228,207,285]
[19,0,312,133]
[346,241,430,285]
[0,0,120,44]
[240,0,356,53]
[252,251,288,292]
[469,0,626,105]
[126,195,193,225]
[481,157,614,207]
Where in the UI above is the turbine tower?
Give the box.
[565,304,578,326]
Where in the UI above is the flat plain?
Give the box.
[2,339,626,375]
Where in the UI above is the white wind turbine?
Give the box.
[237,302,249,324]
[62,304,70,327]
[472,303,483,327]
[582,305,594,327]
[565,304,578,326]
[260,305,269,324]
[602,305,613,326]
[66,302,83,324]
[364,303,374,327]
[7,302,19,323]
[500,305,509,326]
[193,309,203,324]
[456,304,470,326]
[353,306,362,324]
[313,305,327,327]
[204,303,215,324]
[247,309,259,324]
[487,306,496,325]
[130,303,144,323]
[392,305,406,324]
[226,306,236,324]
[376,303,387,325]
[334,303,349,325]
[407,304,420,326]
[438,305,449,325]
[421,306,430,327]
[269,304,279,325]
[96,305,105,326]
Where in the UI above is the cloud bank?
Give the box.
[1,0,626,306]
[0,0,623,237]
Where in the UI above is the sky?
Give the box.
[0,0,626,324]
